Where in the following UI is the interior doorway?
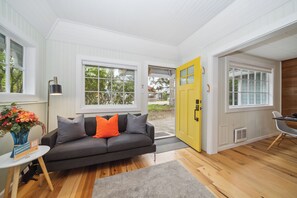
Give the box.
[147,65,176,139]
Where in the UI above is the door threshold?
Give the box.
[155,134,175,140]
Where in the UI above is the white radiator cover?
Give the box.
[234,128,247,143]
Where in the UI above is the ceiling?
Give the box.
[7,0,234,45]
[241,26,297,61]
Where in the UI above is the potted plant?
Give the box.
[0,103,45,157]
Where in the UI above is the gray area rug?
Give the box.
[92,160,214,198]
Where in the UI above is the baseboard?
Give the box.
[0,189,4,198]
[0,165,30,198]
[218,132,279,152]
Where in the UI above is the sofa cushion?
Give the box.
[126,113,148,134]
[85,116,108,136]
[107,133,152,152]
[56,114,87,144]
[94,114,119,138]
[45,136,107,161]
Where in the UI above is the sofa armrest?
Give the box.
[146,122,155,143]
[41,129,58,149]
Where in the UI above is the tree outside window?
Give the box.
[84,65,135,105]
[0,32,24,93]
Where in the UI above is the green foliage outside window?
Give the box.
[0,33,23,93]
[0,51,5,92]
[84,65,135,105]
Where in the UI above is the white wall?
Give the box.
[46,38,179,131]
[0,0,46,193]
[178,0,297,152]
[218,53,281,150]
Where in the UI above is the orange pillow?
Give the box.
[93,114,119,138]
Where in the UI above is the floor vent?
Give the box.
[234,128,247,143]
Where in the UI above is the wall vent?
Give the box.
[234,128,247,143]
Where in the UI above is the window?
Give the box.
[84,65,135,105]
[76,56,140,113]
[0,32,24,93]
[228,63,273,108]
[180,65,194,85]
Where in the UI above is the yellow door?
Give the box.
[176,57,202,152]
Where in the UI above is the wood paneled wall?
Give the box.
[282,58,297,128]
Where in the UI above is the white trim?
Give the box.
[218,132,279,152]
[144,61,177,114]
[82,60,137,70]
[0,93,39,103]
[46,18,60,39]
[227,105,275,113]
[207,14,297,154]
[0,101,46,106]
[224,56,275,112]
[56,18,177,47]
[76,55,141,114]
[0,25,38,102]
[279,61,283,114]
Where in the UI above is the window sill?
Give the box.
[226,105,274,113]
[76,105,141,114]
[0,93,40,103]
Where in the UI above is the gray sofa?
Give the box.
[41,114,156,172]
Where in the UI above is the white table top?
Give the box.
[0,145,50,169]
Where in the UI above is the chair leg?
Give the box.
[267,133,283,151]
[154,152,156,162]
[277,134,286,146]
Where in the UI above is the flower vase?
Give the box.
[10,129,29,158]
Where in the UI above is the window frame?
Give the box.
[225,57,275,113]
[0,31,25,93]
[0,26,38,102]
[76,55,141,113]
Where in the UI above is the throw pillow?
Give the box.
[56,114,86,144]
[93,114,119,138]
[126,113,148,134]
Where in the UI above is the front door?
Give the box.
[176,57,202,152]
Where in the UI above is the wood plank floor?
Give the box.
[15,136,297,198]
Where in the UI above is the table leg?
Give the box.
[11,166,20,198]
[38,157,54,191]
[4,168,13,198]
[39,173,44,187]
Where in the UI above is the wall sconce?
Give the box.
[47,76,62,133]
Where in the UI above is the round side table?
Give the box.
[0,145,53,198]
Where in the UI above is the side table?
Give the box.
[0,145,53,198]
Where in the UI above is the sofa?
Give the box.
[41,114,156,172]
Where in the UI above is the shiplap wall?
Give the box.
[178,0,297,151]
[46,39,179,131]
[218,54,281,150]
[0,0,46,193]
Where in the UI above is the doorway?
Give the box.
[207,21,297,154]
[147,65,175,139]
[175,57,202,152]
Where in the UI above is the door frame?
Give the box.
[144,61,177,114]
[206,14,297,154]
[147,64,177,139]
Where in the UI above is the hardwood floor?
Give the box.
[15,136,297,198]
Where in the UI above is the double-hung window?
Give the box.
[0,32,24,93]
[228,62,273,109]
[77,57,140,113]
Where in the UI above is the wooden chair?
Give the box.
[267,111,297,150]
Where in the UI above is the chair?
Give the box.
[267,111,297,150]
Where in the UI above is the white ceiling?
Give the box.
[241,27,297,61]
[7,0,57,37]
[7,0,234,45]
